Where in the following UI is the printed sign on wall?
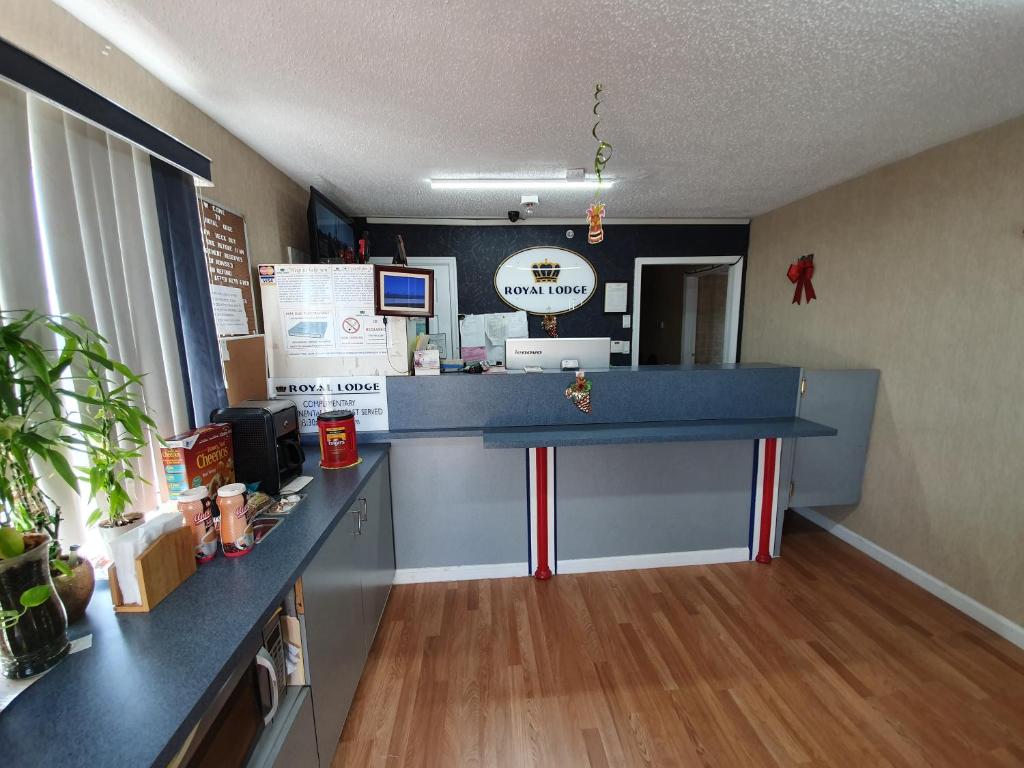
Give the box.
[201,200,258,336]
[493,246,597,315]
[268,376,388,433]
[260,264,386,357]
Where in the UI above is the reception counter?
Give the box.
[347,364,872,583]
[1,364,877,767]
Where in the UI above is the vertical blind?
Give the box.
[0,79,191,543]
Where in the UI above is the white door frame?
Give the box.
[630,256,744,367]
[369,256,460,353]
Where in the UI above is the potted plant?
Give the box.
[0,311,155,641]
[0,526,69,678]
[4,495,94,624]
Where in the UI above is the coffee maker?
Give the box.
[209,400,305,495]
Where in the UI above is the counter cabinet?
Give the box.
[301,455,395,764]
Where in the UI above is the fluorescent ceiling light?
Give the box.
[429,178,613,191]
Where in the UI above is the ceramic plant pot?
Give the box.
[53,547,95,624]
[97,512,145,547]
[0,533,70,679]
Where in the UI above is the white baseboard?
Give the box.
[793,507,1023,650]
[393,562,527,584]
[393,548,750,584]
[557,547,749,575]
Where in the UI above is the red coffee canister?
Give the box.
[318,410,359,469]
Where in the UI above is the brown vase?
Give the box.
[53,547,95,624]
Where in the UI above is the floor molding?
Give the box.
[393,562,527,584]
[557,547,750,575]
[792,507,1023,650]
[394,548,752,583]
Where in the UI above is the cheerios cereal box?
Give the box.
[161,423,235,501]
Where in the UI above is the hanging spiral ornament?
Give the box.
[591,84,613,198]
[587,84,613,243]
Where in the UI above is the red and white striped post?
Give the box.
[528,446,556,579]
[751,437,782,564]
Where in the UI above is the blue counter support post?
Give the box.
[527,446,556,579]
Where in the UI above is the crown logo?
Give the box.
[531,259,560,283]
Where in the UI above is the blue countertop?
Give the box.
[385,363,803,431]
[0,445,390,768]
[353,417,837,448]
[480,417,837,449]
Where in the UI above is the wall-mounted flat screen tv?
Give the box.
[307,187,356,263]
[374,265,434,317]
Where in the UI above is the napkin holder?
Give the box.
[109,526,196,613]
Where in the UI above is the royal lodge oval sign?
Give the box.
[493,246,597,315]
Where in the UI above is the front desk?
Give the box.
[356,364,878,582]
[0,364,877,767]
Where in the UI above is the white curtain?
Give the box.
[0,80,190,544]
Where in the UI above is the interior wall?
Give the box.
[365,223,748,364]
[1,0,309,274]
[742,114,1024,624]
[694,273,728,364]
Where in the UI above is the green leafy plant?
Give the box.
[0,310,156,545]
[0,582,52,630]
[0,525,55,629]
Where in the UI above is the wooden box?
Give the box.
[109,526,197,613]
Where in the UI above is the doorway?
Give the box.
[369,256,460,358]
[631,257,743,366]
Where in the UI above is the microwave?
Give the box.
[183,610,287,767]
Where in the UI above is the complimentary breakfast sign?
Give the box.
[268,376,388,433]
[494,246,596,315]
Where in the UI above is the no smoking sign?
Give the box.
[342,317,360,334]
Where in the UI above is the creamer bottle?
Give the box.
[178,486,217,563]
[218,483,253,558]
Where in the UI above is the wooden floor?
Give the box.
[334,517,1024,767]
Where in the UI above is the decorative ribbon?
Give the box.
[787,254,817,304]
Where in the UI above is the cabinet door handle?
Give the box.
[353,510,362,536]
[359,497,368,523]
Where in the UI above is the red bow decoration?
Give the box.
[787,254,817,305]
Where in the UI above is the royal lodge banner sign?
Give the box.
[493,247,597,315]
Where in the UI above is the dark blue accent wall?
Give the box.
[365,223,748,364]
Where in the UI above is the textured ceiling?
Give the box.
[55,0,1024,219]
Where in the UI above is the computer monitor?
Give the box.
[504,337,611,371]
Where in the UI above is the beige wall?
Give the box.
[694,273,727,365]
[742,115,1024,624]
[1,0,309,284]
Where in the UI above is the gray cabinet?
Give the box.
[272,689,318,768]
[790,369,880,507]
[248,687,318,768]
[302,456,395,766]
[303,506,364,762]
[358,460,395,650]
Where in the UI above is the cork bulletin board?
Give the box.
[201,199,258,336]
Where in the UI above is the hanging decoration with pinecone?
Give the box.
[565,371,593,414]
[541,314,558,337]
[586,83,613,243]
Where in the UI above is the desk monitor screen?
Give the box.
[504,337,611,371]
